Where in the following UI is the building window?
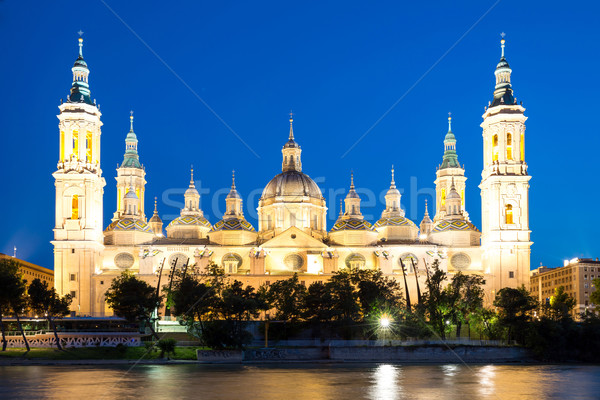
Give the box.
[71,195,79,219]
[492,134,499,162]
[100,280,104,285]
[506,133,513,160]
[509,271,515,278]
[70,290,77,299]
[505,204,513,224]
[72,130,79,159]
[60,131,65,160]
[70,274,76,281]
[441,188,446,206]
[520,133,525,162]
[86,131,93,163]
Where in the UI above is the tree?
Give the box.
[494,285,538,343]
[421,260,452,339]
[28,279,72,350]
[266,274,307,322]
[447,272,486,337]
[105,271,162,340]
[351,269,404,317]
[0,258,30,351]
[546,286,576,321]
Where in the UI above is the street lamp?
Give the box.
[380,315,391,329]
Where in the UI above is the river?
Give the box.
[0,364,598,399]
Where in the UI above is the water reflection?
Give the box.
[1,364,600,400]
[369,364,401,400]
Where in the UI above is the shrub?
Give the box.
[156,338,177,358]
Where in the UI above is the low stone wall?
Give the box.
[196,345,529,363]
[197,350,244,363]
[244,347,327,361]
[4,333,142,348]
[329,345,529,363]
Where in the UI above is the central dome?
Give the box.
[261,170,323,201]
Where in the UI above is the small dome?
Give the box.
[261,171,323,200]
[74,56,88,68]
[374,216,417,229]
[226,188,241,200]
[149,213,162,223]
[185,186,199,197]
[431,219,479,233]
[124,189,138,199]
[447,188,461,200]
[496,57,510,70]
[211,217,256,232]
[167,215,212,229]
[330,218,374,232]
[105,218,153,233]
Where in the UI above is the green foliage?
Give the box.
[156,338,177,358]
[493,285,538,343]
[0,258,30,351]
[105,271,162,327]
[545,286,576,321]
[28,278,72,350]
[266,273,307,322]
[591,278,600,306]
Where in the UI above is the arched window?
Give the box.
[71,195,79,219]
[441,188,446,206]
[86,131,93,163]
[506,133,513,160]
[72,130,79,159]
[492,134,499,162]
[505,204,513,224]
[60,131,65,160]
[520,133,525,162]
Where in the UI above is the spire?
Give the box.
[149,196,163,236]
[226,170,241,200]
[440,113,460,169]
[153,197,158,214]
[420,199,433,237]
[390,165,396,189]
[189,166,195,188]
[382,165,402,218]
[339,198,343,216]
[121,111,142,168]
[491,33,516,107]
[282,113,303,172]
[69,36,93,105]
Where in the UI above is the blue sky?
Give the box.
[0,1,598,269]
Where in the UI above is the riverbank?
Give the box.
[0,344,538,365]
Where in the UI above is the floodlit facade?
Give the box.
[530,258,600,317]
[52,37,532,316]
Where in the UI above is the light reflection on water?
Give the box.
[0,364,599,400]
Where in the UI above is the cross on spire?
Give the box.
[500,32,506,57]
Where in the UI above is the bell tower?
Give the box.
[52,37,105,315]
[480,35,532,293]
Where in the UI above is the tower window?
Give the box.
[86,131,93,163]
[441,188,446,206]
[71,195,79,219]
[70,291,77,299]
[492,134,499,162]
[520,133,525,162]
[505,204,513,224]
[60,131,65,161]
[509,271,515,278]
[506,133,513,160]
[72,130,79,159]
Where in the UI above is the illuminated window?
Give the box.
[441,188,446,206]
[72,130,79,159]
[86,131,93,163]
[520,133,525,162]
[60,131,65,160]
[492,135,499,162]
[461,189,465,206]
[506,133,513,160]
[71,195,79,219]
[505,204,513,224]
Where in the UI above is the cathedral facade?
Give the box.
[52,37,531,316]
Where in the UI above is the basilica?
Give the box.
[52,37,531,316]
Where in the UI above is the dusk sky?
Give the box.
[0,1,597,269]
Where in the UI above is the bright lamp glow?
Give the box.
[380,316,391,329]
